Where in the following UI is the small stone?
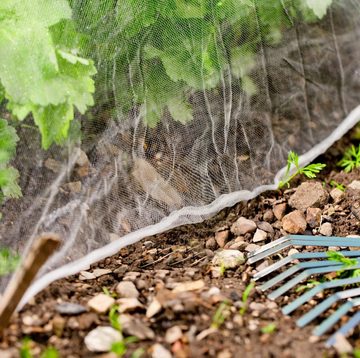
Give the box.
[116,281,139,298]
[0,349,17,358]
[155,269,170,279]
[55,303,87,315]
[52,315,66,337]
[349,180,360,191]
[165,326,183,344]
[230,217,257,236]
[123,272,141,281]
[88,294,115,314]
[288,181,329,211]
[228,241,246,250]
[151,344,172,358]
[333,334,353,354]
[282,210,307,234]
[44,158,62,173]
[351,203,360,220]
[75,148,90,167]
[85,327,123,352]
[245,243,260,253]
[217,350,232,358]
[257,221,274,234]
[215,230,230,248]
[273,203,287,220]
[253,229,267,243]
[206,237,217,250]
[288,248,299,256]
[63,181,82,193]
[263,210,274,222]
[93,269,112,278]
[119,315,155,340]
[212,250,245,269]
[146,298,162,318]
[306,207,322,228]
[79,271,96,280]
[117,298,144,313]
[173,280,205,293]
[330,188,345,203]
[319,222,333,236]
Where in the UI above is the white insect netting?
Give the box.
[1,0,360,306]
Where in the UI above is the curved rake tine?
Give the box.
[326,311,360,347]
[261,260,344,292]
[314,297,360,336]
[268,262,360,300]
[248,235,360,265]
[297,287,360,328]
[254,251,360,281]
[283,276,360,315]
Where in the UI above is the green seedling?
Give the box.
[329,180,346,192]
[338,144,360,172]
[111,337,138,357]
[20,338,59,358]
[219,262,227,276]
[278,151,326,188]
[211,301,231,329]
[41,347,59,358]
[239,282,255,315]
[261,323,277,334]
[0,247,20,276]
[109,304,122,331]
[295,279,322,293]
[103,287,117,298]
[326,251,360,282]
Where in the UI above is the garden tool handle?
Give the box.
[0,233,60,332]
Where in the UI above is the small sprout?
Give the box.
[211,301,231,329]
[0,247,20,276]
[131,348,145,358]
[261,323,277,334]
[111,337,138,357]
[338,144,360,173]
[329,180,346,192]
[278,151,326,188]
[41,347,59,358]
[239,282,255,315]
[219,262,227,276]
[327,251,357,267]
[20,338,33,358]
[295,279,321,293]
[109,305,122,331]
[103,287,117,298]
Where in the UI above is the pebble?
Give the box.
[288,248,299,256]
[88,294,115,314]
[306,207,322,228]
[123,272,141,281]
[253,229,267,242]
[146,298,162,318]
[212,250,245,269]
[63,181,82,193]
[93,269,112,278]
[273,203,287,220]
[319,222,333,236]
[115,281,139,298]
[288,181,328,211]
[349,180,360,191]
[228,241,246,250]
[84,326,123,352]
[55,303,87,315]
[173,280,205,293]
[215,230,230,248]
[230,217,257,236]
[245,243,260,253]
[151,344,173,358]
[330,188,345,203]
[263,210,274,222]
[119,315,155,340]
[117,298,144,313]
[165,326,183,344]
[333,334,353,354]
[282,210,307,234]
[257,221,274,234]
[44,158,62,173]
[206,237,217,250]
[79,271,96,280]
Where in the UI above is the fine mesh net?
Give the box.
[1,0,360,305]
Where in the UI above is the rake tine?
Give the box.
[314,298,360,336]
[247,236,290,258]
[297,287,360,327]
[283,276,360,315]
[268,262,360,300]
[253,251,360,281]
[326,311,360,347]
[261,260,344,292]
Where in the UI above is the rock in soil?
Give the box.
[306,207,322,228]
[319,222,333,236]
[116,281,139,298]
[252,229,267,242]
[349,180,360,190]
[55,303,87,315]
[119,315,155,340]
[116,298,144,313]
[215,230,230,248]
[212,250,245,269]
[330,188,345,203]
[273,203,287,220]
[165,326,183,344]
[230,217,257,235]
[151,343,173,358]
[88,294,115,314]
[84,326,123,352]
[282,210,307,234]
[288,181,329,211]
[146,298,162,318]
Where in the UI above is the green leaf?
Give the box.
[0,247,20,276]
[0,167,21,199]
[305,0,332,19]
[0,119,18,165]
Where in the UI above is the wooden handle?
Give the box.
[0,233,61,332]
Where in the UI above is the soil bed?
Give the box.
[1,128,360,358]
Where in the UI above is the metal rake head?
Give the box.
[248,235,360,346]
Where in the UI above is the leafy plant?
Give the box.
[338,145,360,173]
[261,323,277,334]
[0,247,20,276]
[109,304,122,331]
[239,282,255,315]
[211,300,231,329]
[279,151,326,188]
[20,338,59,358]
[326,251,360,280]
[295,279,322,293]
[329,180,346,192]
[70,0,333,128]
[111,337,139,358]
[103,287,117,298]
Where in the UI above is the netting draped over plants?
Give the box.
[0,0,360,304]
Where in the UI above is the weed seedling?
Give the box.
[211,301,231,329]
[329,180,346,192]
[261,323,277,334]
[0,247,20,276]
[239,282,255,315]
[338,144,360,172]
[326,251,360,282]
[295,279,322,293]
[109,304,122,331]
[278,151,326,188]
[111,337,138,357]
